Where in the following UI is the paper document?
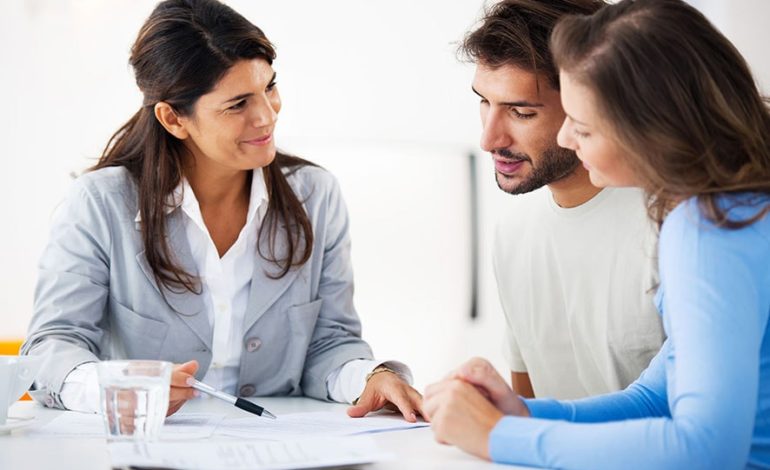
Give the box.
[26,409,426,442]
[108,435,392,470]
[215,411,429,440]
[26,411,222,440]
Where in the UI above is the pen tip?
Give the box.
[234,397,277,419]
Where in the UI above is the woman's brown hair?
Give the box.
[550,0,770,228]
[93,0,315,296]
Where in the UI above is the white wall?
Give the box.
[688,0,770,92]
[1,0,769,390]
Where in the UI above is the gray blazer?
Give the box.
[21,165,373,409]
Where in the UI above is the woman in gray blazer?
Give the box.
[22,0,423,421]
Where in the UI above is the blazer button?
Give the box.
[245,337,262,353]
[239,384,256,397]
[45,396,55,407]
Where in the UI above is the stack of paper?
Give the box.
[27,408,427,468]
[214,411,429,440]
[108,435,392,470]
[29,410,427,441]
[26,412,223,440]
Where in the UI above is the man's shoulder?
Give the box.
[493,187,654,261]
[554,187,651,234]
[597,187,647,211]
[594,188,654,237]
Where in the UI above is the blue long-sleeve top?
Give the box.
[489,195,770,469]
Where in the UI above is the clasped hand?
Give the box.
[423,357,530,460]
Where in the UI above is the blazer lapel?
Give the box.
[242,228,303,332]
[135,209,212,349]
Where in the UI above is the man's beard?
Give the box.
[495,145,580,195]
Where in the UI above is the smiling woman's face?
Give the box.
[556,71,639,188]
[179,58,281,172]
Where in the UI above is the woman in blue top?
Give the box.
[424,0,770,468]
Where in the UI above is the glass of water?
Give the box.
[96,360,172,441]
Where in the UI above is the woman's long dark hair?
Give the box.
[551,0,770,228]
[92,0,314,295]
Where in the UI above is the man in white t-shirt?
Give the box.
[463,0,664,399]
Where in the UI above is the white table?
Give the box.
[0,397,527,470]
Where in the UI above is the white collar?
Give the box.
[134,169,268,223]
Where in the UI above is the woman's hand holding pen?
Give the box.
[347,372,426,423]
[167,360,199,416]
[422,357,529,460]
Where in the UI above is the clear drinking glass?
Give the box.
[96,360,171,441]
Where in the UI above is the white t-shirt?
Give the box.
[493,186,664,399]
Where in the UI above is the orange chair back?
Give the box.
[0,339,32,401]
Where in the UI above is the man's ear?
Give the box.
[154,102,189,140]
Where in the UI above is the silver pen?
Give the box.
[190,379,277,419]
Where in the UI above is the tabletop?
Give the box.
[0,397,528,470]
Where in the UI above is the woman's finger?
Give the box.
[347,388,380,417]
[166,400,185,417]
[385,388,418,423]
[169,385,197,402]
[170,360,199,387]
[409,388,429,422]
